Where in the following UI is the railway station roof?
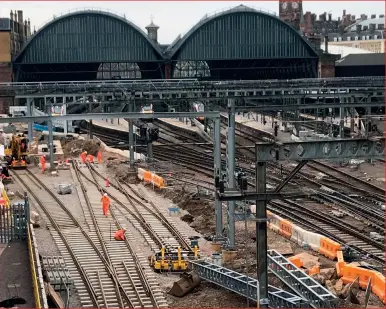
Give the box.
[14,5,318,65]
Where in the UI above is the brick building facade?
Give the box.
[0,10,31,113]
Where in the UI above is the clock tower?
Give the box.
[279,1,303,30]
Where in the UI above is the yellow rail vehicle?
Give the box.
[149,246,199,272]
[4,134,30,169]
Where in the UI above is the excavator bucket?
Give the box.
[168,271,201,297]
[11,161,27,170]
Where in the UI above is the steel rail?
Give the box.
[71,162,131,308]
[77,163,160,308]
[12,170,100,308]
[23,169,131,306]
[77,166,165,249]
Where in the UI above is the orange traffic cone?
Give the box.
[106,177,110,187]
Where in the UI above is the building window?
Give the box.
[333,37,337,41]
[355,36,358,40]
[366,36,370,40]
[338,37,342,41]
[362,36,366,40]
[374,35,378,39]
[347,37,351,41]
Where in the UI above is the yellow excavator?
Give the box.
[149,246,199,272]
[4,134,30,169]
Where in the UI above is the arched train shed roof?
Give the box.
[14,10,164,64]
[165,5,319,61]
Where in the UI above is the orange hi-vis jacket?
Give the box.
[87,154,94,163]
[97,151,102,164]
[114,229,126,241]
[80,151,87,163]
[101,196,110,209]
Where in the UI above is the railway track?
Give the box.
[85,164,194,253]
[84,118,385,265]
[13,167,167,308]
[269,200,385,266]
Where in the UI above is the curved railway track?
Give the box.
[84,119,385,265]
[13,167,167,308]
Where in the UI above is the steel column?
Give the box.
[339,106,345,138]
[63,97,68,134]
[255,161,268,308]
[214,118,222,236]
[227,99,236,247]
[88,101,93,139]
[128,101,134,166]
[27,98,33,144]
[294,106,301,137]
[47,99,54,171]
[147,142,153,161]
[350,106,355,133]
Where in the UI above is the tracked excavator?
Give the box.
[4,134,30,169]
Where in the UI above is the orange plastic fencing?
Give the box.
[335,250,345,276]
[341,264,385,303]
[138,169,165,189]
[279,220,292,239]
[318,237,341,260]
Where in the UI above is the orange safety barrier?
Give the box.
[319,237,341,260]
[372,272,385,303]
[143,171,152,182]
[279,219,292,239]
[341,264,385,303]
[335,250,346,277]
[288,256,303,269]
[337,252,385,304]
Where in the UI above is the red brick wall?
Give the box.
[0,62,13,114]
[0,62,12,82]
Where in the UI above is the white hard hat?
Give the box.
[104,193,108,196]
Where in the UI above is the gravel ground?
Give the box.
[10,167,83,308]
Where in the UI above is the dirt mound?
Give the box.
[62,139,101,157]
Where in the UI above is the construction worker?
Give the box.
[80,151,87,163]
[40,155,46,173]
[87,154,94,163]
[114,228,127,241]
[101,193,110,217]
[97,151,102,164]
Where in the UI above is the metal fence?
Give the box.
[0,199,29,243]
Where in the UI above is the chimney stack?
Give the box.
[328,13,332,21]
[369,23,376,33]
[343,9,346,16]
[356,24,362,33]
[145,19,159,43]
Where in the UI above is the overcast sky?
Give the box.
[1,1,384,44]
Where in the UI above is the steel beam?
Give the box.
[256,161,269,308]
[213,118,222,236]
[274,161,308,193]
[0,112,220,123]
[255,138,385,161]
[190,260,307,308]
[216,191,310,201]
[268,250,337,308]
[226,99,236,248]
